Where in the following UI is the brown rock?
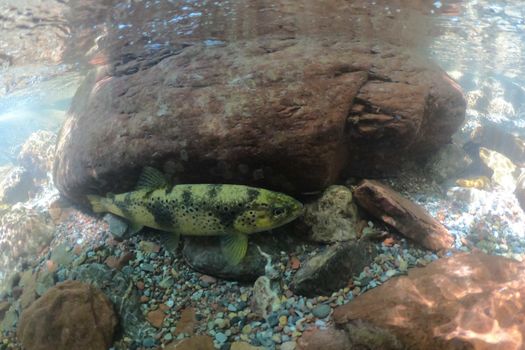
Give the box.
[296,328,351,350]
[175,307,196,336]
[165,335,214,350]
[53,21,464,204]
[353,179,453,251]
[17,280,117,350]
[333,252,525,350]
[146,308,165,328]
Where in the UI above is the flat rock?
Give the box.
[333,252,525,350]
[182,233,291,281]
[353,180,454,251]
[296,328,350,350]
[17,280,117,350]
[291,240,378,297]
[53,22,465,204]
[295,185,360,243]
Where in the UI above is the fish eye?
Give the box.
[272,208,285,217]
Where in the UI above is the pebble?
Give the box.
[215,332,228,343]
[281,341,296,350]
[311,304,331,318]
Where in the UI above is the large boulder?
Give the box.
[333,252,525,350]
[17,280,118,350]
[53,35,465,203]
[353,180,454,251]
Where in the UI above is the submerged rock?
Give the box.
[291,240,378,297]
[17,131,57,179]
[479,147,518,191]
[470,124,525,165]
[333,252,525,350]
[425,143,472,183]
[182,233,288,281]
[0,166,35,205]
[353,180,454,251]
[53,36,465,204]
[0,206,55,279]
[68,263,155,341]
[17,280,117,350]
[295,185,360,243]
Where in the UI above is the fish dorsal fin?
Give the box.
[136,166,169,190]
[220,233,248,265]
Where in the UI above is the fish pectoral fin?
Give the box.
[161,232,180,253]
[136,166,169,190]
[220,233,248,266]
[127,222,144,235]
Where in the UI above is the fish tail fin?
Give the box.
[87,194,107,213]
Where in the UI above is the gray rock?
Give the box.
[182,233,289,281]
[312,304,331,318]
[295,185,361,243]
[291,240,379,297]
[69,263,155,341]
[0,301,19,333]
[50,243,76,267]
[103,213,129,240]
[0,166,35,204]
[425,143,472,183]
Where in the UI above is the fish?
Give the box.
[87,167,303,265]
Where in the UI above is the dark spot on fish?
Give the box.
[182,189,192,206]
[115,193,134,218]
[148,200,174,228]
[246,188,260,203]
[207,184,220,199]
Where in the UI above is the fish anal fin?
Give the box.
[221,233,248,266]
[136,166,169,190]
[161,232,180,253]
[127,222,144,234]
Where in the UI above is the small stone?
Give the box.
[175,307,196,335]
[281,341,296,350]
[143,337,156,347]
[228,304,238,312]
[140,296,150,303]
[164,333,173,341]
[147,309,165,328]
[141,263,155,272]
[279,315,288,327]
[215,332,228,343]
[230,341,264,350]
[139,241,161,254]
[241,325,252,334]
[312,304,331,318]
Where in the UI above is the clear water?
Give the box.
[1,0,525,348]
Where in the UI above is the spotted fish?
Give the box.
[87,167,303,265]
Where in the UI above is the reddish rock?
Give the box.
[333,252,525,350]
[297,328,350,350]
[353,180,453,251]
[53,11,465,204]
[17,280,117,350]
[146,308,165,328]
[165,335,214,350]
[175,307,196,336]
